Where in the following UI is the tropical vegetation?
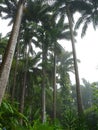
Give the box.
[0,0,98,129]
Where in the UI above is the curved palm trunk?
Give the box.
[0,0,24,105]
[67,6,83,115]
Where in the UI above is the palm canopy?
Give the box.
[22,0,52,23]
[0,0,18,25]
[51,0,98,37]
[51,0,91,17]
[0,0,51,25]
[75,0,98,37]
[57,51,74,74]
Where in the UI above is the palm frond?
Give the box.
[81,16,91,37]
[56,42,65,54]
[32,39,41,48]
[92,11,98,30]
[69,0,92,14]
[58,31,70,40]
[56,14,65,27]
[39,4,50,14]
[75,13,87,30]
[0,6,9,14]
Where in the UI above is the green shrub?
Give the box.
[85,106,98,130]
[61,108,89,130]
[0,100,30,130]
[32,119,62,130]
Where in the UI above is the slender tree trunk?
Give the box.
[67,6,83,115]
[53,42,57,120]
[41,44,47,123]
[20,39,32,124]
[41,69,46,123]
[0,0,24,105]
[20,70,27,125]
[11,37,20,102]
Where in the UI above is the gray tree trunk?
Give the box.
[11,37,20,102]
[41,69,46,123]
[67,6,83,115]
[0,0,24,105]
[41,44,47,123]
[20,39,32,124]
[53,42,57,120]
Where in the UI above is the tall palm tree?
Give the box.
[20,38,32,124]
[56,50,74,109]
[0,0,25,105]
[67,5,83,115]
[47,10,75,119]
[32,10,71,121]
[52,0,83,115]
[24,1,53,123]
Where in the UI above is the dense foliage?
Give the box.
[0,0,98,129]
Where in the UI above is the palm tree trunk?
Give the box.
[67,6,83,115]
[41,69,46,123]
[0,0,24,105]
[20,39,32,124]
[53,42,57,120]
[41,44,47,123]
[11,38,20,102]
[20,69,27,125]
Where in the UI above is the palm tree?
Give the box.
[0,1,51,121]
[24,1,53,123]
[19,38,33,124]
[52,0,83,115]
[32,10,71,121]
[0,0,25,105]
[66,4,83,115]
[46,10,75,119]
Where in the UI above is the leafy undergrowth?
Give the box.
[1,100,98,130]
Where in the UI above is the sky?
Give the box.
[76,26,98,83]
[61,24,98,84]
[0,17,98,84]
